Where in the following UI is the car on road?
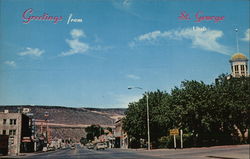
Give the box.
[103,142,108,149]
[42,147,48,152]
[95,143,106,150]
[86,143,95,149]
[48,146,56,151]
[70,144,76,150]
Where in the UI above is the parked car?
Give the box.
[103,142,108,149]
[70,144,76,150]
[95,143,106,150]
[48,146,56,151]
[42,147,48,152]
[86,143,94,149]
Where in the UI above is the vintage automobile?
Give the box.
[94,143,106,150]
[86,143,95,149]
[70,144,76,150]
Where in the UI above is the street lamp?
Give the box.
[44,111,49,147]
[128,86,151,150]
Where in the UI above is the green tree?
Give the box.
[123,90,172,148]
[123,75,250,148]
[80,137,88,145]
[106,127,113,134]
[85,125,104,142]
[215,75,250,143]
[171,80,214,146]
[148,91,173,147]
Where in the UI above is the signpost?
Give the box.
[180,129,183,149]
[170,129,179,149]
[170,129,179,135]
[22,137,31,142]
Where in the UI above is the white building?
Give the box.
[229,53,248,77]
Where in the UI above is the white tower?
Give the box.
[229,53,248,77]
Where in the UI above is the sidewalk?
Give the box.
[135,144,250,159]
[0,151,48,159]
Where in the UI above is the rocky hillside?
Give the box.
[0,105,126,125]
[0,105,126,141]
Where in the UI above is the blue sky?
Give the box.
[0,0,249,108]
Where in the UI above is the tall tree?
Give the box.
[215,75,250,143]
[123,75,250,148]
[85,125,104,141]
[171,80,213,146]
[123,90,171,147]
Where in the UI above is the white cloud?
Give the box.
[131,27,230,55]
[91,45,113,51]
[61,39,89,56]
[113,0,133,9]
[18,47,44,57]
[115,94,142,108]
[70,29,86,39]
[60,29,113,57]
[138,31,171,41]
[4,61,16,67]
[241,28,250,42]
[126,74,141,80]
[122,0,132,8]
[60,29,89,56]
[175,28,230,55]
[112,0,143,20]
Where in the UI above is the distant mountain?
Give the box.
[0,105,126,141]
[0,105,126,125]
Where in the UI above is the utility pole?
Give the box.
[146,93,150,150]
[128,86,151,150]
[44,112,49,147]
[235,28,239,52]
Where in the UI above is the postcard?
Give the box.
[0,0,249,158]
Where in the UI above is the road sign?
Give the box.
[22,139,31,142]
[170,129,179,135]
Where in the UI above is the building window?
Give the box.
[241,65,245,71]
[3,130,6,135]
[3,119,7,124]
[241,65,245,75]
[9,130,16,136]
[234,65,239,72]
[234,65,239,76]
[10,119,16,125]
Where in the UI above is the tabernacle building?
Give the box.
[229,53,249,77]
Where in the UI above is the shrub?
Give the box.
[158,133,193,148]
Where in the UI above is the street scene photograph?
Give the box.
[0,0,249,158]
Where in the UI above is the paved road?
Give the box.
[2,144,249,159]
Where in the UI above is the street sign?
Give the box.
[22,139,31,142]
[26,113,34,116]
[170,129,179,135]
[169,129,179,149]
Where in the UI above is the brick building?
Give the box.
[114,118,128,149]
[0,110,33,156]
